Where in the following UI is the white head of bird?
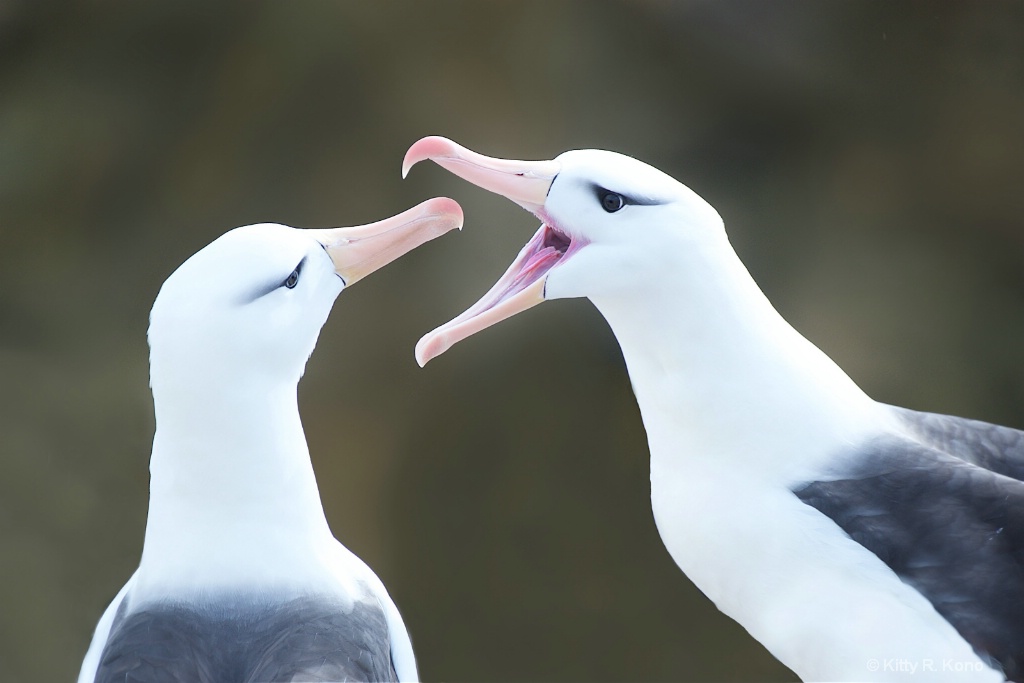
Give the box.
[149,223,341,396]
[404,138,766,370]
[149,198,462,410]
[539,148,727,304]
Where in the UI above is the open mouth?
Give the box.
[414,222,577,366]
[500,223,573,304]
[403,135,573,366]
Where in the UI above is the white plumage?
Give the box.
[79,199,462,683]
[405,137,1020,682]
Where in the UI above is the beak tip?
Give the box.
[401,153,420,179]
[414,332,446,367]
[422,196,464,234]
[400,152,417,180]
[403,135,460,177]
[414,340,431,368]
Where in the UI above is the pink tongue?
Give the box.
[504,246,561,301]
[414,224,566,366]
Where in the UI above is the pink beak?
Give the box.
[403,136,572,367]
[403,136,560,213]
[312,197,463,287]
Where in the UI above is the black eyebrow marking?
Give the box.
[237,255,307,305]
[591,183,667,207]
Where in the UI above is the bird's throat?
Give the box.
[140,387,334,592]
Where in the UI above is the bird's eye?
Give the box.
[600,191,625,213]
[284,269,300,289]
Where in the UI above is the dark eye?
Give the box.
[284,269,300,289]
[600,191,625,213]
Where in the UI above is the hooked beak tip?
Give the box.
[402,135,460,180]
[424,196,464,233]
[414,334,441,368]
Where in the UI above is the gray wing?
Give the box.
[894,405,1024,482]
[794,434,1024,681]
[93,595,398,683]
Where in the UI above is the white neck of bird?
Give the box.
[137,374,334,593]
[588,234,884,484]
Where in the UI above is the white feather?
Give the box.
[540,151,1001,681]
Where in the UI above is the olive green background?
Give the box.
[2,2,1023,681]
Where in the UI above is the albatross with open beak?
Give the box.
[77,197,463,683]
[404,136,1022,682]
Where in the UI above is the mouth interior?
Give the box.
[515,225,570,286]
[543,225,572,254]
[416,222,576,365]
[479,223,571,313]
[432,222,574,328]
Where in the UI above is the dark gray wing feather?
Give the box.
[894,405,1024,482]
[794,435,1024,681]
[93,595,398,683]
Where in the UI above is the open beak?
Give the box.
[403,136,573,367]
[312,197,463,287]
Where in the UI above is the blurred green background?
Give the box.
[2,2,1024,681]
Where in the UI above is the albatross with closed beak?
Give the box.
[78,197,463,683]
[404,136,1022,682]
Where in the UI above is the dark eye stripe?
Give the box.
[282,257,305,289]
[238,256,307,304]
[591,183,667,209]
